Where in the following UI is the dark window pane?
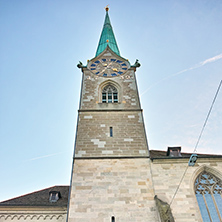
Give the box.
[113,93,118,103]
[102,93,106,103]
[110,127,113,137]
[108,93,112,103]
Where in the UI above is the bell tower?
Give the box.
[67,7,158,222]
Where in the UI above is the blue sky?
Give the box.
[0,0,221,202]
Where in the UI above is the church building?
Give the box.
[0,7,222,222]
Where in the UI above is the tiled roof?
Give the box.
[149,150,222,159]
[0,186,69,207]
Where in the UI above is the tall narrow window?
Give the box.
[108,93,112,103]
[113,93,118,103]
[102,85,118,103]
[195,171,222,221]
[102,93,106,103]
[111,216,115,222]
[110,127,113,137]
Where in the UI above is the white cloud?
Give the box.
[141,53,222,96]
[25,151,67,162]
[200,54,222,66]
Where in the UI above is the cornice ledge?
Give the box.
[78,109,143,112]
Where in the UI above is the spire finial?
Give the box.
[105,5,109,11]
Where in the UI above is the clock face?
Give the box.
[89,57,128,77]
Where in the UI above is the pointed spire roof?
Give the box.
[95,6,120,57]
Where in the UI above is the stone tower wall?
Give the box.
[75,50,149,158]
[67,48,155,221]
[80,67,141,110]
[67,158,158,222]
[74,110,148,158]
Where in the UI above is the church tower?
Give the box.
[67,7,158,222]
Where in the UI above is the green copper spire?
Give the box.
[95,7,120,57]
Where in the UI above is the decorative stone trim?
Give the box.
[0,212,66,221]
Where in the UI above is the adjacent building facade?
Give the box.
[1,7,222,222]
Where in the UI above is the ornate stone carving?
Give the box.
[131,59,141,68]
[102,85,117,93]
[77,61,86,68]
[155,195,175,222]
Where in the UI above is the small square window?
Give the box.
[49,191,61,203]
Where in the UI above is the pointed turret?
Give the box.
[95,6,120,57]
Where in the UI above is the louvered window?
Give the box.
[49,191,61,203]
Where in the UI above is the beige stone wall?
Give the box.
[80,51,141,111]
[74,48,148,159]
[75,111,148,158]
[0,209,66,222]
[68,48,153,221]
[68,158,158,222]
[151,158,222,222]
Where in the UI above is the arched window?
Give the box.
[195,171,222,222]
[102,85,118,103]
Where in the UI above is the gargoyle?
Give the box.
[132,59,141,68]
[77,61,85,68]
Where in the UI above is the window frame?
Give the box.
[110,127,113,137]
[101,84,118,104]
[195,171,222,221]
